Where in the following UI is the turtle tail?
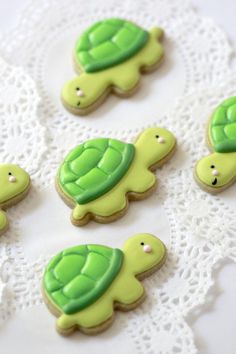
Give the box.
[150,27,164,40]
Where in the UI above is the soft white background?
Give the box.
[0,1,236,353]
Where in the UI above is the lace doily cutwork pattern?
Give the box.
[0,0,236,353]
[0,58,45,172]
[0,57,45,324]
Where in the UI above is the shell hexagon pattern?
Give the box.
[195,96,236,193]
[0,164,30,235]
[42,233,166,335]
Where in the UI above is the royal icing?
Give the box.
[195,152,236,188]
[74,18,149,73]
[8,175,16,182]
[42,233,166,334]
[0,210,8,232]
[209,96,236,153]
[0,164,30,235]
[212,169,219,176]
[143,244,152,253]
[76,89,84,97]
[195,96,236,192]
[56,127,176,225]
[61,18,164,114]
[44,245,123,314]
[157,136,166,144]
[59,139,135,205]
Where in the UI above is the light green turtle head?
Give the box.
[123,233,166,276]
[135,127,176,167]
[195,96,236,192]
[61,74,106,111]
[0,164,30,205]
[195,153,236,191]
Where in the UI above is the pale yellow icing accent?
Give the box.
[56,234,166,332]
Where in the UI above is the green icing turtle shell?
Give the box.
[43,244,123,315]
[75,18,149,73]
[58,138,135,205]
[209,96,236,153]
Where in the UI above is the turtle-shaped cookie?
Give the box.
[42,233,166,335]
[56,127,176,226]
[195,96,236,193]
[0,164,30,235]
[62,18,164,115]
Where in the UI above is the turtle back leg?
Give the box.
[56,295,114,335]
[0,209,9,236]
[71,187,128,225]
[71,156,157,225]
[112,273,145,307]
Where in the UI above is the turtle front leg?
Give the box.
[113,67,140,94]
[0,209,9,236]
[113,276,145,308]
[128,170,156,196]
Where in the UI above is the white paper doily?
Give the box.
[0,0,236,353]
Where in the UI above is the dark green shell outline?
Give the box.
[210,96,236,153]
[58,138,135,205]
[43,244,124,315]
[75,18,149,73]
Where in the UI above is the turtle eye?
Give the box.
[210,165,215,168]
